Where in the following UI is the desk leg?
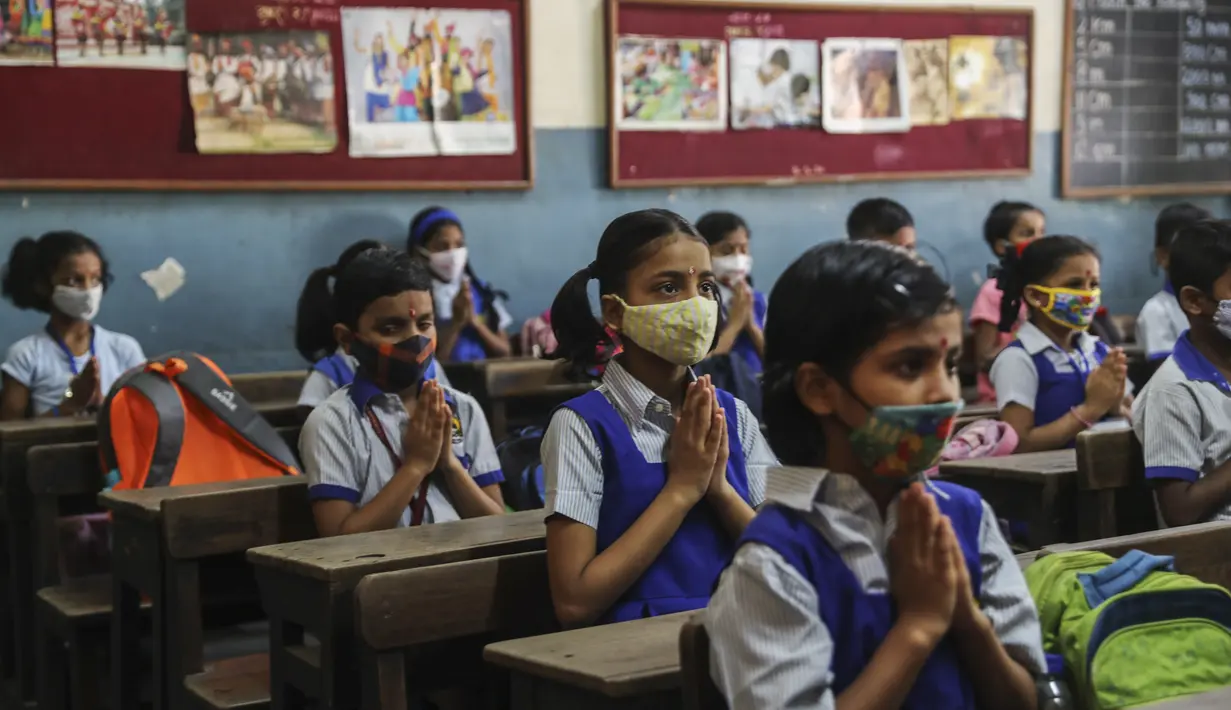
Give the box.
[269,618,307,710]
[6,502,34,701]
[0,517,13,683]
[162,559,202,710]
[111,575,142,710]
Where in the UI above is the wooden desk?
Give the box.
[1144,686,1231,708]
[101,477,307,710]
[443,358,594,436]
[229,371,305,404]
[247,510,546,710]
[939,450,1078,549]
[486,612,692,710]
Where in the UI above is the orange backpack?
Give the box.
[99,352,300,490]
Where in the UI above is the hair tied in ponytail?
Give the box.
[586,261,599,279]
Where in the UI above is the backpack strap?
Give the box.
[98,365,187,490]
[158,351,300,473]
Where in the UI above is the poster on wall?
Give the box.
[949,35,1028,120]
[729,38,819,130]
[0,0,54,66]
[821,38,910,134]
[615,35,726,132]
[904,39,949,126]
[55,0,186,70]
[188,31,338,155]
[429,7,517,155]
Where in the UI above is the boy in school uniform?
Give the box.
[1134,219,1231,528]
[300,249,505,537]
[846,198,917,251]
[1137,203,1213,362]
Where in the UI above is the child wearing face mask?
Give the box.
[706,241,1044,710]
[969,201,1046,402]
[406,206,512,362]
[294,240,449,419]
[0,231,145,420]
[298,248,505,537]
[989,236,1132,452]
[541,209,777,627]
[1133,219,1231,528]
[696,211,766,374]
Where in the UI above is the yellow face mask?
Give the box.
[1027,285,1101,330]
[608,295,719,366]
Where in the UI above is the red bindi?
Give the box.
[409,308,417,317]
[940,337,949,349]
[688,266,696,275]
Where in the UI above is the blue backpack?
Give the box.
[497,426,546,511]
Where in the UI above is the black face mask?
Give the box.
[349,334,437,392]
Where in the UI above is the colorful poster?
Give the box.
[0,0,54,66]
[904,39,949,127]
[429,8,516,155]
[730,38,819,130]
[55,0,186,70]
[342,7,439,158]
[949,36,1028,120]
[188,31,338,155]
[821,38,910,134]
[615,36,726,132]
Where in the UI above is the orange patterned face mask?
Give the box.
[608,295,718,366]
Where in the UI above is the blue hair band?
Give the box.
[411,209,462,244]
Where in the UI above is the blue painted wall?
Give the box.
[2,129,1227,373]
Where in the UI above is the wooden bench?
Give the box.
[443,358,594,436]
[1042,521,1231,590]
[229,371,306,405]
[485,611,694,709]
[247,510,546,710]
[354,551,556,710]
[1075,427,1156,541]
[102,477,311,710]
[939,449,1079,549]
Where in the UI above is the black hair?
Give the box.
[1155,202,1213,251]
[762,241,957,466]
[769,48,790,71]
[790,73,810,99]
[695,211,749,246]
[983,200,1043,251]
[406,205,507,325]
[333,248,432,331]
[846,198,914,241]
[550,209,711,379]
[994,235,1099,333]
[294,239,384,363]
[1169,219,1231,295]
[1,231,113,313]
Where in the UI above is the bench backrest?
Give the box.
[160,477,315,560]
[226,370,305,403]
[1075,428,1155,540]
[680,615,725,710]
[1044,521,1231,589]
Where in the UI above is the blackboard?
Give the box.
[1062,0,1231,198]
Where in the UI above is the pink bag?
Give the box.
[925,419,1019,477]
[519,311,558,358]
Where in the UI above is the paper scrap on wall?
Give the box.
[821,38,910,134]
[141,257,185,301]
[949,36,1028,120]
[188,31,338,155]
[55,0,186,70]
[904,39,949,127]
[615,36,726,132]
[729,38,819,130]
[0,0,54,65]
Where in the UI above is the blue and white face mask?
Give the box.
[1213,299,1231,341]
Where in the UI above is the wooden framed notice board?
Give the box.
[1062,0,1231,198]
[607,0,1035,189]
[0,0,532,191]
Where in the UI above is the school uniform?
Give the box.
[432,277,513,362]
[1,325,145,416]
[299,377,502,526]
[718,283,768,374]
[706,467,1046,709]
[1136,281,1189,361]
[989,320,1132,437]
[297,348,450,409]
[1133,333,1231,523]
[541,360,776,623]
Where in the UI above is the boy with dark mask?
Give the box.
[299,248,504,537]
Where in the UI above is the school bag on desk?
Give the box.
[497,426,545,511]
[1025,549,1231,709]
[99,351,300,490]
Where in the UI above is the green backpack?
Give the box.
[1025,549,1231,709]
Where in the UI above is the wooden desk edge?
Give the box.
[482,645,682,698]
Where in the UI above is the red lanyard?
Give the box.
[364,408,430,526]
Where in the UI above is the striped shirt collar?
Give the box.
[1016,320,1099,357]
[1172,333,1231,394]
[764,465,935,514]
[600,359,696,429]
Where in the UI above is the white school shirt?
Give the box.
[2,325,145,416]
[1136,285,1188,361]
[989,320,1133,415]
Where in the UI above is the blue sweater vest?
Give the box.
[1004,339,1110,439]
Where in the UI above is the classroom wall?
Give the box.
[2,0,1228,373]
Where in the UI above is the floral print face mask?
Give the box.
[848,400,964,478]
[1028,285,1101,330]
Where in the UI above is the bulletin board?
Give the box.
[608,0,1034,188]
[0,0,532,191]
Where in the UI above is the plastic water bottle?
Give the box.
[1037,654,1075,709]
